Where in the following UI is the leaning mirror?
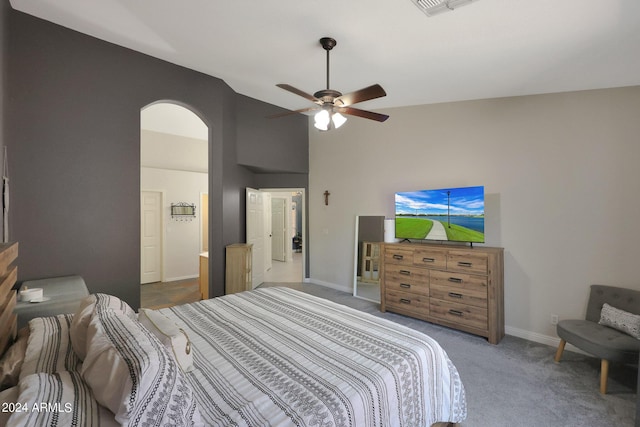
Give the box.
[353,215,385,302]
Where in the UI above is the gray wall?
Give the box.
[309,86,640,345]
[5,5,308,307]
[0,0,7,242]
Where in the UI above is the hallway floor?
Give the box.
[141,253,303,309]
[140,278,200,309]
[263,252,303,283]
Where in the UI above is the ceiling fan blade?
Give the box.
[337,106,389,122]
[266,106,319,119]
[276,84,322,104]
[334,84,387,107]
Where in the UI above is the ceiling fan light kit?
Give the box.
[411,0,478,17]
[314,110,347,131]
[271,37,389,131]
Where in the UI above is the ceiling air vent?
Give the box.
[411,0,478,17]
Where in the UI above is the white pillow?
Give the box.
[0,386,19,426]
[70,293,136,360]
[599,303,640,339]
[20,314,80,380]
[138,308,194,372]
[6,371,119,427]
[81,309,202,426]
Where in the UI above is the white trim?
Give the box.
[505,325,559,347]
[505,325,589,355]
[163,274,199,282]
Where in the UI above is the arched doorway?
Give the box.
[139,102,209,308]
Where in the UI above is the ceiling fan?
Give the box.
[270,37,389,131]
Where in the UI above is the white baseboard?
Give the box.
[505,325,559,347]
[163,274,199,283]
[305,278,352,294]
[505,325,588,355]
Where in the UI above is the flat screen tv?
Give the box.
[395,185,485,243]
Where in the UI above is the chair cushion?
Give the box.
[557,319,640,363]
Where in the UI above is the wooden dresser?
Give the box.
[380,242,504,344]
[225,243,252,295]
[0,242,18,355]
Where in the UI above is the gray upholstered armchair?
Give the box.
[554,285,640,394]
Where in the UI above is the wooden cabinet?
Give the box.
[0,242,18,355]
[225,244,252,295]
[381,243,504,344]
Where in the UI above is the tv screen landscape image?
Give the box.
[395,186,485,243]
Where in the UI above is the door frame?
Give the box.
[246,187,265,288]
[260,188,306,282]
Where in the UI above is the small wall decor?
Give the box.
[324,190,330,206]
[171,202,196,221]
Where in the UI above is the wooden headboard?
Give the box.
[0,242,18,355]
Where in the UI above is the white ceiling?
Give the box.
[10,0,640,114]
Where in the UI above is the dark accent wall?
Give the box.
[0,0,7,241]
[5,4,308,307]
[237,94,309,174]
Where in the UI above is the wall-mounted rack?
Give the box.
[171,203,196,221]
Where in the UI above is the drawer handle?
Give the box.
[457,261,472,268]
[400,283,411,289]
[448,277,463,283]
[422,257,435,263]
[449,309,464,317]
[393,254,404,260]
[448,292,463,299]
[399,270,411,276]
[400,298,411,304]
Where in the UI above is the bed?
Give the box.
[0,286,467,426]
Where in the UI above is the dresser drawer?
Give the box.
[430,298,487,331]
[384,247,414,266]
[385,275,429,297]
[413,248,446,269]
[446,250,488,275]
[430,283,487,309]
[384,263,429,287]
[385,289,429,316]
[430,270,487,298]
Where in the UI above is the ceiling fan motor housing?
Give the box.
[314,89,342,103]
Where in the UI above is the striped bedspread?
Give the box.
[160,287,466,427]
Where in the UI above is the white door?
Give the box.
[246,188,264,288]
[141,191,162,284]
[271,198,286,262]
